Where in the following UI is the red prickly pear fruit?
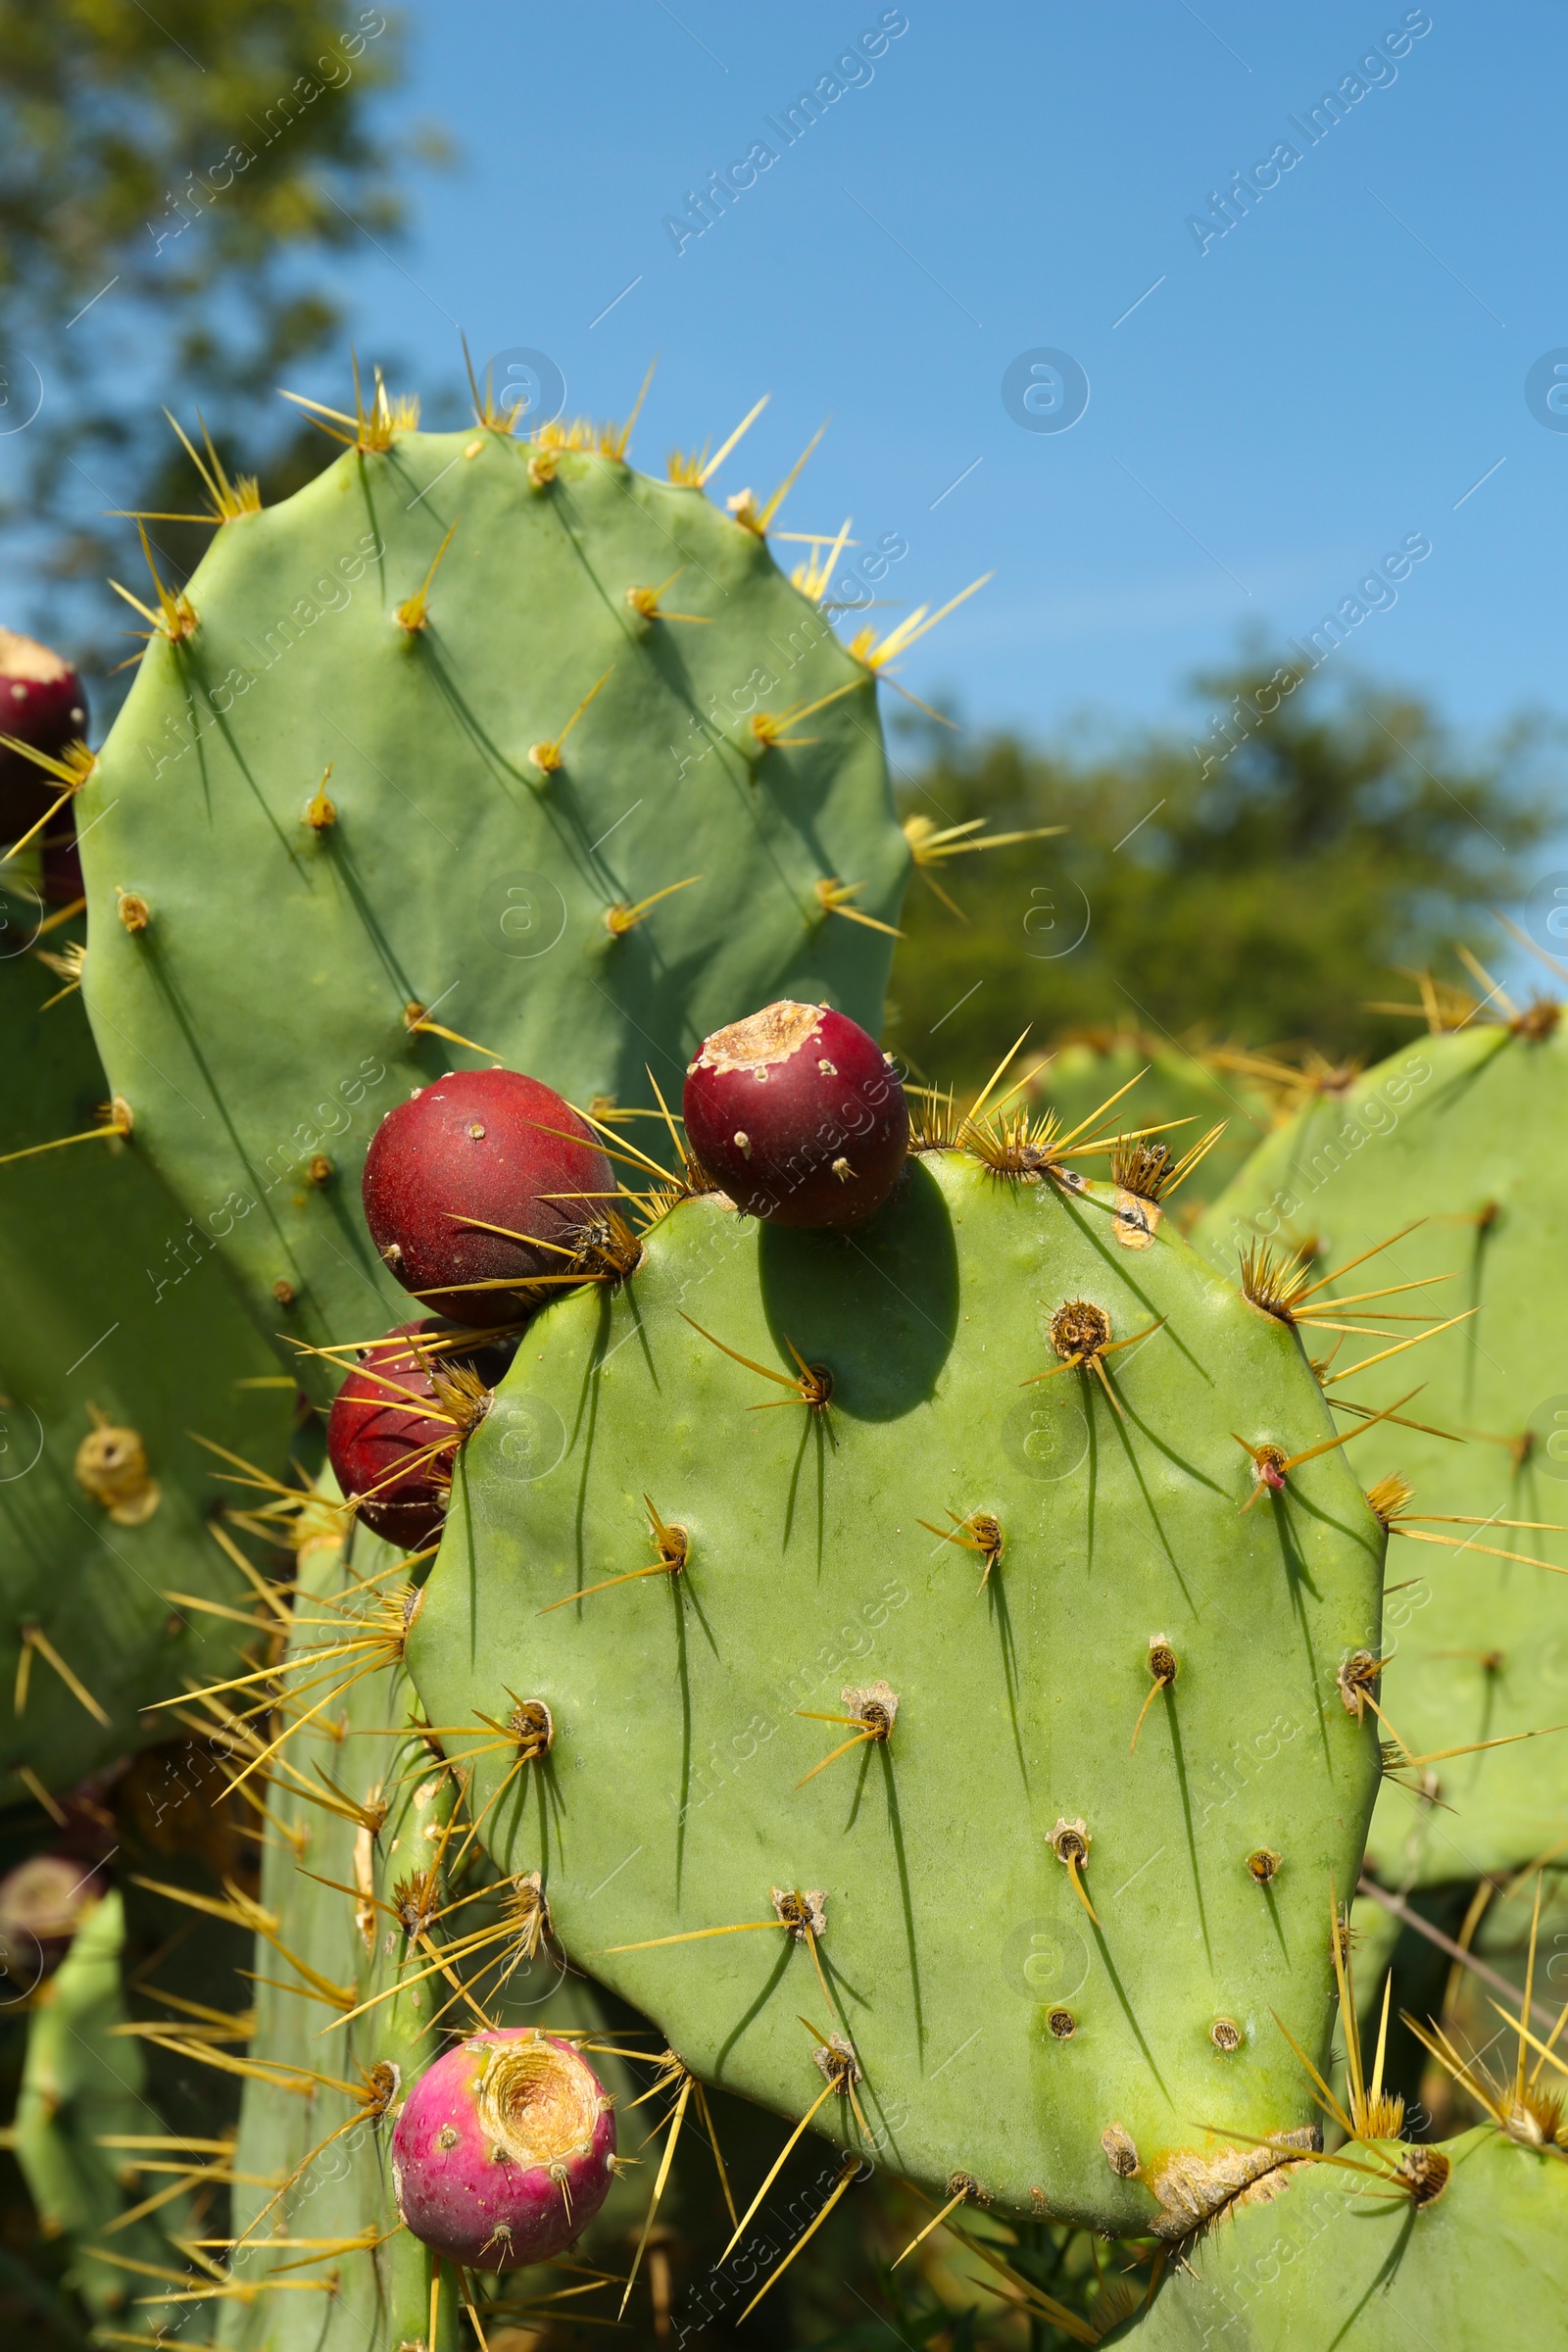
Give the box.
[325,1320,511,1547]
[683,999,908,1229]
[363,1069,612,1326]
[0,626,88,841]
[391,2028,616,2270]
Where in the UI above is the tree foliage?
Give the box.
[0,1,434,664]
[886,655,1553,1082]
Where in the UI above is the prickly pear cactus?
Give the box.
[1196,1011,1568,1885]
[1101,2128,1568,2348]
[0,935,294,1799]
[15,1887,209,2337]
[408,1138,1387,2234]
[74,396,909,1397]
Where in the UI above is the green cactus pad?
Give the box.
[0,937,294,1799]
[219,1513,462,2349]
[408,1145,1387,2234]
[1102,2129,1568,2348]
[74,413,908,1398]
[1195,1016,1568,1886]
[15,1887,210,2336]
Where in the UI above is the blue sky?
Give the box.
[330,0,1568,762]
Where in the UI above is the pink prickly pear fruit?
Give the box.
[683,999,908,1229]
[363,1069,612,1325]
[391,2028,616,2270]
[0,626,88,841]
[325,1319,511,1547]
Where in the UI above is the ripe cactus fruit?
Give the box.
[683,1000,907,1226]
[0,944,294,1801]
[0,624,88,839]
[392,2028,616,2268]
[1195,998,1568,1884]
[74,392,908,1397]
[407,1131,1386,2233]
[1100,2129,1568,2346]
[362,1068,611,1322]
[325,1319,511,1545]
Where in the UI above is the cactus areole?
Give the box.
[683,1000,908,1227]
[391,2028,616,2269]
[362,1070,612,1325]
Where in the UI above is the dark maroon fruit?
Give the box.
[325,1320,512,1547]
[0,626,88,842]
[363,1069,612,1326]
[683,1000,907,1229]
[41,823,83,905]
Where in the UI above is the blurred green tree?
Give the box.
[0,1,443,676]
[887,654,1554,1080]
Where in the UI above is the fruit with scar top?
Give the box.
[392,2028,616,2269]
[682,999,907,1227]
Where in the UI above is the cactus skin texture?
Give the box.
[407,1144,1386,2235]
[1101,2129,1568,2347]
[75,419,908,1400]
[0,943,294,1800]
[16,1887,210,2339]
[1196,1016,1568,1886]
